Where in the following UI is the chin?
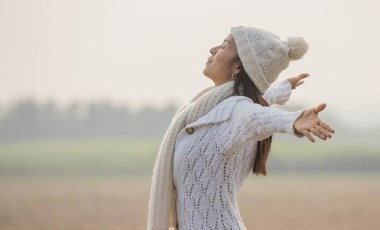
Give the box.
[202,69,208,77]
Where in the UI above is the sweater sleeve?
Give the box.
[262,80,292,105]
[234,101,305,142]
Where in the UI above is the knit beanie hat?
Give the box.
[230,25,309,94]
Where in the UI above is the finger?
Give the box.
[303,130,315,143]
[316,125,332,138]
[319,120,335,134]
[297,73,310,80]
[296,81,304,87]
[314,103,327,114]
[311,127,326,140]
[316,125,332,139]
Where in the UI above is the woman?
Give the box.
[148,25,335,230]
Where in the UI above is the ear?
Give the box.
[232,60,241,75]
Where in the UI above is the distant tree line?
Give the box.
[1,98,378,144]
[1,98,379,173]
[0,99,178,141]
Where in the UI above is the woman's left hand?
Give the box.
[287,73,309,89]
[293,103,335,142]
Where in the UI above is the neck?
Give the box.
[214,79,234,87]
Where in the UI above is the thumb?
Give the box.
[314,103,327,114]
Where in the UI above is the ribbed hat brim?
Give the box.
[230,25,269,94]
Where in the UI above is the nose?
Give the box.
[209,46,219,55]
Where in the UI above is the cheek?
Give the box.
[213,54,233,70]
[215,53,229,64]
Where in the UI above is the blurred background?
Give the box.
[0,0,379,229]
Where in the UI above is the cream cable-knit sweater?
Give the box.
[148,80,301,230]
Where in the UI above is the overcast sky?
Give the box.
[0,0,379,129]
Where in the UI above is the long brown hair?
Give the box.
[233,66,272,176]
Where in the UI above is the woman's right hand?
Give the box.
[293,103,335,142]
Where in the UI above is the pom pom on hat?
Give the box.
[285,37,309,61]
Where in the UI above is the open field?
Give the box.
[0,138,379,229]
[0,138,379,177]
[0,175,379,230]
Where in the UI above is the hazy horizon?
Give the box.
[1,0,379,129]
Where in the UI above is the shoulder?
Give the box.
[218,95,253,108]
[230,96,258,113]
[184,96,252,129]
[230,96,276,122]
[211,95,254,117]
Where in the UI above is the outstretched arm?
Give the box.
[262,79,292,105]
[233,99,334,143]
[263,73,310,105]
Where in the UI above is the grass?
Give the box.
[0,137,379,177]
[0,137,160,177]
[271,137,380,159]
[0,138,379,229]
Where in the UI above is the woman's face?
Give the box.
[203,33,241,86]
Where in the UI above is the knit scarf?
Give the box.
[147,80,236,230]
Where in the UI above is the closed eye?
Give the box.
[221,40,228,49]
